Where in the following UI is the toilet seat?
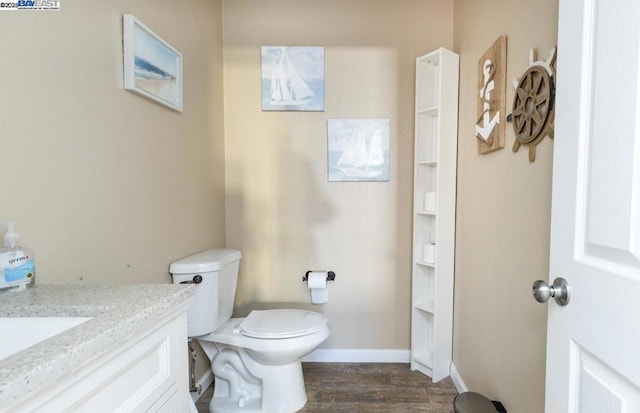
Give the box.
[240,309,328,339]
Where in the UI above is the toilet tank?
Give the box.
[169,249,241,337]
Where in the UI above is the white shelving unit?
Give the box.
[410,47,459,382]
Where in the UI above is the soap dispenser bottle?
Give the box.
[0,221,35,291]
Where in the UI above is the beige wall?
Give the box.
[223,0,453,349]
[0,0,225,286]
[0,0,560,405]
[453,0,558,411]
[1,0,225,385]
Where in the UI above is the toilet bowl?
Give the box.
[199,311,329,413]
[170,249,330,413]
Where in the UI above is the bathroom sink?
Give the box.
[0,317,92,361]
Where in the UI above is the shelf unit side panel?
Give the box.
[432,49,459,383]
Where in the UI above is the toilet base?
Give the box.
[210,348,308,413]
[211,397,261,413]
[244,357,307,413]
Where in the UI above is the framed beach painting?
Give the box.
[328,119,390,182]
[261,46,324,111]
[123,14,183,112]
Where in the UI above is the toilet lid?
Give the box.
[239,309,328,339]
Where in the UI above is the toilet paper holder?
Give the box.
[302,271,336,282]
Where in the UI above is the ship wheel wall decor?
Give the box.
[511,47,556,162]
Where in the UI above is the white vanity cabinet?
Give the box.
[8,308,189,413]
[0,285,193,413]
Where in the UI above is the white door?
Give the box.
[543,0,640,411]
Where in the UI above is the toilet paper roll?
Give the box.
[424,192,436,212]
[307,272,329,304]
[422,242,436,263]
[307,272,328,289]
[311,288,329,304]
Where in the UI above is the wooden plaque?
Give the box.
[476,35,507,154]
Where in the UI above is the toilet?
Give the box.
[170,249,329,413]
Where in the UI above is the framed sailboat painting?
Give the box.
[328,119,390,182]
[261,46,325,111]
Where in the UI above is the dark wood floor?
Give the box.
[196,363,457,412]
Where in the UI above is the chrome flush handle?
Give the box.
[180,275,203,285]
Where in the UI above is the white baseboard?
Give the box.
[191,369,214,402]
[449,362,468,393]
[302,349,410,363]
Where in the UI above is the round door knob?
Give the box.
[532,277,570,306]
[532,280,552,303]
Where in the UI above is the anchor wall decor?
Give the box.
[476,35,507,154]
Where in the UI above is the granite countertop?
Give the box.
[0,284,194,409]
